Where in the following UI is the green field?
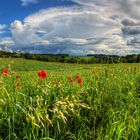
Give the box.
[0,58,140,140]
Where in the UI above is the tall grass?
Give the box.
[0,58,140,140]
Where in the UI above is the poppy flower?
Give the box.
[68,77,74,84]
[77,78,82,85]
[37,70,47,79]
[2,70,8,76]
[75,75,83,85]
[16,75,21,78]
[75,75,80,80]
[37,72,41,77]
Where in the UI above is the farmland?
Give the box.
[0,58,140,140]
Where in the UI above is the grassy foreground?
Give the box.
[0,58,140,140]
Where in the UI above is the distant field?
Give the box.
[0,58,140,140]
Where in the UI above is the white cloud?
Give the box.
[0,24,15,52]
[0,24,7,35]
[0,38,15,46]
[20,0,39,6]
[73,0,140,20]
[0,24,6,30]
[6,0,140,55]
[11,20,39,46]
[10,6,124,54]
[23,7,119,38]
[0,24,6,34]
[0,37,15,52]
[72,0,140,54]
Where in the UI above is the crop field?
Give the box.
[0,58,140,140]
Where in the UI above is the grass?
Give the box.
[0,58,140,140]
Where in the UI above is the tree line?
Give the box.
[0,50,140,63]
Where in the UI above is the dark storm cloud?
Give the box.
[127,37,140,46]
[121,19,140,26]
[122,26,140,35]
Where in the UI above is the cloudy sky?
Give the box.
[0,0,140,55]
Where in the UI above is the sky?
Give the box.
[0,0,140,55]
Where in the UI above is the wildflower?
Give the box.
[41,70,47,79]
[68,77,74,83]
[37,72,41,77]
[37,70,47,79]
[75,75,80,80]
[77,78,82,85]
[2,70,8,76]
[75,75,83,85]
[16,75,21,78]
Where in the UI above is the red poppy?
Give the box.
[2,70,8,76]
[77,78,82,85]
[37,70,47,79]
[37,72,41,77]
[75,75,80,80]
[16,75,21,78]
[75,75,83,85]
[68,77,74,83]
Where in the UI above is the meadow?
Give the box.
[0,58,140,140]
